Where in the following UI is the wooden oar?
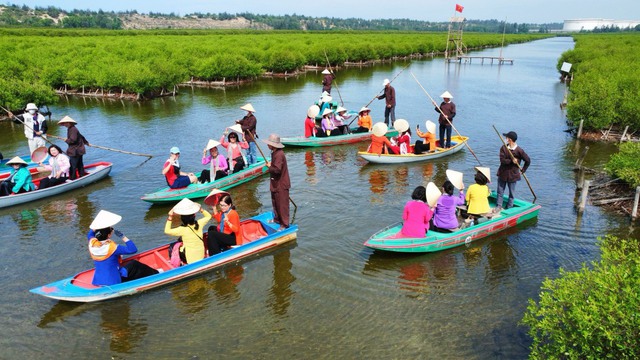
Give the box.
[323,50,344,106]
[410,72,482,166]
[246,131,298,215]
[492,124,537,203]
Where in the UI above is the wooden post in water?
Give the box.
[575,146,589,169]
[620,126,629,143]
[578,179,592,212]
[632,186,640,219]
[576,166,585,190]
[577,119,584,138]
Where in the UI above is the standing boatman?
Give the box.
[263,134,290,230]
[321,69,335,94]
[495,131,531,210]
[433,91,456,149]
[236,103,258,165]
[8,103,48,154]
[377,79,396,127]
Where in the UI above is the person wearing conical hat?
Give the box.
[333,106,352,135]
[400,185,434,238]
[263,134,291,230]
[0,156,36,196]
[7,103,48,154]
[432,179,466,232]
[305,105,320,138]
[165,198,212,264]
[496,131,531,210]
[414,120,437,154]
[465,167,491,223]
[432,91,456,149]
[58,116,89,180]
[376,78,396,127]
[320,108,339,137]
[321,69,335,94]
[199,139,228,184]
[88,210,158,286]
[393,119,412,154]
[354,107,373,133]
[236,103,258,165]
[368,122,398,155]
[220,127,250,174]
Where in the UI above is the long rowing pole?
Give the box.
[410,71,482,166]
[492,124,537,203]
[323,50,344,106]
[246,131,298,217]
[348,61,413,128]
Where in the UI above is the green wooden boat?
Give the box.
[141,157,268,203]
[364,194,540,253]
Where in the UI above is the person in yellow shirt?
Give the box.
[465,167,491,222]
[165,198,211,264]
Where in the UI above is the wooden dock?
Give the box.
[447,56,514,65]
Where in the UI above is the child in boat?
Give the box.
[207,194,244,255]
[414,120,437,154]
[220,130,249,173]
[465,167,491,223]
[368,122,398,155]
[400,185,433,238]
[165,198,211,265]
[199,140,228,183]
[432,180,465,232]
[89,210,158,286]
[0,156,36,196]
[354,107,372,133]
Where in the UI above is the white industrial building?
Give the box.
[563,19,640,32]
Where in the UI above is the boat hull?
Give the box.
[358,135,468,164]
[364,194,540,253]
[141,157,268,203]
[281,128,398,147]
[30,212,297,302]
[0,162,112,209]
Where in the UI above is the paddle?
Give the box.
[348,61,412,128]
[245,131,298,216]
[492,125,537,203]
[3,105,153,158]
[323,50,344,106]
[410,72,482,166]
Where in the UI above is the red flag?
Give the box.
[455,4,464,12]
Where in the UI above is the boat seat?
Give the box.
[242,220,268,243]
[151,251,173,271]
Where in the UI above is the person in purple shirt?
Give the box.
[431,180,465,232]
[88,210,158,286]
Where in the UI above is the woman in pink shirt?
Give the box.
[400,186,433,238]
[220,130,249,173]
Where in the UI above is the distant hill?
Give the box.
[0,4,562,32]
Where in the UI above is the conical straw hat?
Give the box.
[426,120,436,134]
[372,122,388,137]
[426,182,442,207]
[30,146,48,163]
[322,69,331,74]
[440,91,453,99]
[204,189,230,207]
[475,167,491,182]
[393,119,409,133]
[446,169,464,189]
[6,156,28,166]
[172,198,201,215]
[205,139,221,151]
[228,124,243,134]
[322,108,333,117]
[90,210,122,230]
[307,105,320,118]
[240,103,255,113]
[58,115,77,124]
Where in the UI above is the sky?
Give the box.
[7,0,640,24]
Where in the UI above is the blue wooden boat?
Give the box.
[364,194,540,253]
[141,157,268,203]
[30,212,298,302]
[0,154,43,174]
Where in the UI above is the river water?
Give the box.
[0,37,636,359]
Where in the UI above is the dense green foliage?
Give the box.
[558,34,640,131]
[522,235,640,358]
[605,142,640,187]
[0,28,549,109]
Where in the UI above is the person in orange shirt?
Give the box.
[207,194,244,255]
[368,122,398,155]
[414,120,437,154]
[354,107,372,133]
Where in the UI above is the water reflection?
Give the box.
[267,249,296,318]
[38,301,92,328]
[12,209,39,237]
[100,300,147,354]
[211,266,244,304]
[40,197,80,225]
[171,277,213,315]
[304,151,317,185]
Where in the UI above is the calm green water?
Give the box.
[0,37,635,359]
